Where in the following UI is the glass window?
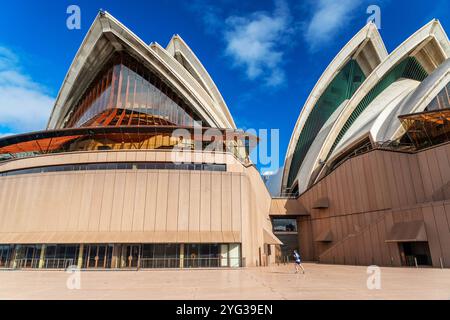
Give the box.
[272,218,298,233]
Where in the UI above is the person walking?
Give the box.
[293,250,305,274]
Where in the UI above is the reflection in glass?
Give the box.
[66,53,205,128]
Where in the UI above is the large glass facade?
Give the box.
[0,243,241,269]
[141,244,180,268]
[44,245,79,269]
[66,53,205,128]
[425,82,450,112]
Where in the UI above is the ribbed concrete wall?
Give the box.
[296,142,450,267]
[0,150,272,267]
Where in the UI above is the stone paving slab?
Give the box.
[1,263,450,300]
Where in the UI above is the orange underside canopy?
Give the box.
[83,108,177,127]
[0,135,82,154]
[0,126,257,161]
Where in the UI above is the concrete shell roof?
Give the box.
[47,11,236,129]
[281,22,387,191]
[324,19,450,167]
[332,78,420,157]
[164,35,236,128]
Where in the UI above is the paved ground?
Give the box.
[1,263,450,299]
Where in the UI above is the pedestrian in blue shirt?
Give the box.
[293,250,305,274]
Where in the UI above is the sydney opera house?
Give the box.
[0,11,450,270]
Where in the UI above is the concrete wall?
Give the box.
[0,150,273,267]
[294,142,450,267]
[319,201,450,267]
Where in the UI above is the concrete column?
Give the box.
[77,244,84,269]
[38,244,46,269]
[179,244,184,269]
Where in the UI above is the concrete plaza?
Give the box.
[1,263,450,300]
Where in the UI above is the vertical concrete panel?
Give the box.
[87,172,106,232]
[121,171,137,231]
[210,172,222,231]
[444,203,450,232]
[410,206,424,221]
[417,151,436,202]
[382,152,400,208]
[110,172,126,231]
[427,149,445,200]
[356,154,370,213]
[362,224,374,265]
[155,171,169,231]
[5,177,23,231]
[374,151,392,209]
[325,173,335,216]
[14,176,33,232]
[362,154,377,211]
[166,171,179,231]
[422,205,443,268]
[200,172,211,231]
[375,217,390,266]
[345,215,354,237]
[143,171,158,231]
[355,232,365,265]
[408,155,425,204]
[221,173,232,232]
[0,178,10,230]
[391,153,407,207]
[345,161,358,214]
[67,174,85,231]
[399,153,416,205]
[31,176,48,231]
[337,167,350,215]
[369,222,381,264]
[240,175,252,264]
[132,171,148,232]
[56,174,74,231]
[231,173,242,232]
[341,214,349,239]
[49,174,65,231]
[46,174,62,231]
[189,172,201,232]
[368,153,383,208]
[435,147,450,199]
[432,204,450,266]
[98,172,116,232]
[177,172,189,231]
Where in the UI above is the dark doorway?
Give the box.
[399,242,432,266]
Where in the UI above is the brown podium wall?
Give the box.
[0,150,273,267]
[295,142,450,267]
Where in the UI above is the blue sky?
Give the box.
[0,0,449,174]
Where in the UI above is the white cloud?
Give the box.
[223,0,295,87]
[304,0,366,51]
[0,46,54,135]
